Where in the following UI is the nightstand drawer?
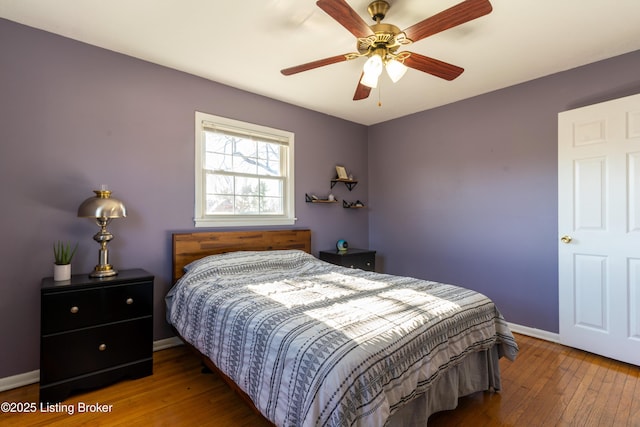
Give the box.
[319,249,376,271]
[42,281,152,335]
[102,281,153,323]
[343,253,375,270]
[41,287,102,334]
[40,316,152,383]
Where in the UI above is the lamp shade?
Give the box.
[360,54,383,88]
[360,72,380,88]
[386,59,408,83]
[78,190,127,218]
[362,54,383,76]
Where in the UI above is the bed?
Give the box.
[166,229,518,426]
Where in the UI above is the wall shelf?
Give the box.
[343,200,366,209]
[307,172,361,205]
[305,193,338,203]
[330,179,358,191]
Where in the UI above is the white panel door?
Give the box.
[558,93,640,365]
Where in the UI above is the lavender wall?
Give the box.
[2,15,639,381]
[0,19,368,378]
[368,50,640,332]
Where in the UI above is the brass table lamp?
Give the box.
[77,186,127,278]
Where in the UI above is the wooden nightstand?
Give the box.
[39,269,154,404]
[319,248,376,271]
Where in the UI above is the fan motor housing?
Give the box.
[357,22,405,55]
[367,0,390,22]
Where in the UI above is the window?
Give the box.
[194,112,295,227]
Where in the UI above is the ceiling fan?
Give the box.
[281,0,493,101]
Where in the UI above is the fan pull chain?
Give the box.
[378,85,382,107]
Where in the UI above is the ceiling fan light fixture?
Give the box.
[385,58,407,83]
[281,0,493,101]
[360,72,379,88]
[361,54,383,88]
[362,54,383,76]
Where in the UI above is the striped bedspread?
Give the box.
[166,250,518,427]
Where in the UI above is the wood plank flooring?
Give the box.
[1,333,638,426]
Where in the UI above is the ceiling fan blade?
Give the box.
[281,54,350,76]
[403,0,492,43]
[316,0,373,38]
[353,73,372,100]
[403,53,464,80]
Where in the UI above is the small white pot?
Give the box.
[54,264,71,281]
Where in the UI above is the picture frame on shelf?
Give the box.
[336,165,348,180]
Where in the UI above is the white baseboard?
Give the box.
[0,336,184,393]
[0,370,40,394]
[153,336,183,351]
[507,322,560,343]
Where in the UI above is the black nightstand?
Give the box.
[319,248,376,271]
[39,269,154,404]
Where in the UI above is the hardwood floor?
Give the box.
[429,334,640,427]
[1,333,638,426]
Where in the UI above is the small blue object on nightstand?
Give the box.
[336,239,348,251]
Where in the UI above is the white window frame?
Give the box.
[194,111,295,227]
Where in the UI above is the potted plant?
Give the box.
[53,241,78,281]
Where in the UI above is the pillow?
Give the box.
[182,249,314,277]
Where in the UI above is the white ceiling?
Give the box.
[1,0,640,125]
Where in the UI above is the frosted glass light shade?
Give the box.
[363,54,383,76]
[361,54,383,88]
[360,72,379,88]
[386,59,408,83]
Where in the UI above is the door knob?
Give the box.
[560,235,572,244]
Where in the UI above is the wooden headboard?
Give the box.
[172,229,311,283]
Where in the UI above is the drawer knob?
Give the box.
[126,298,134,305]
[70,306,79,314]
[98,343,107,351]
